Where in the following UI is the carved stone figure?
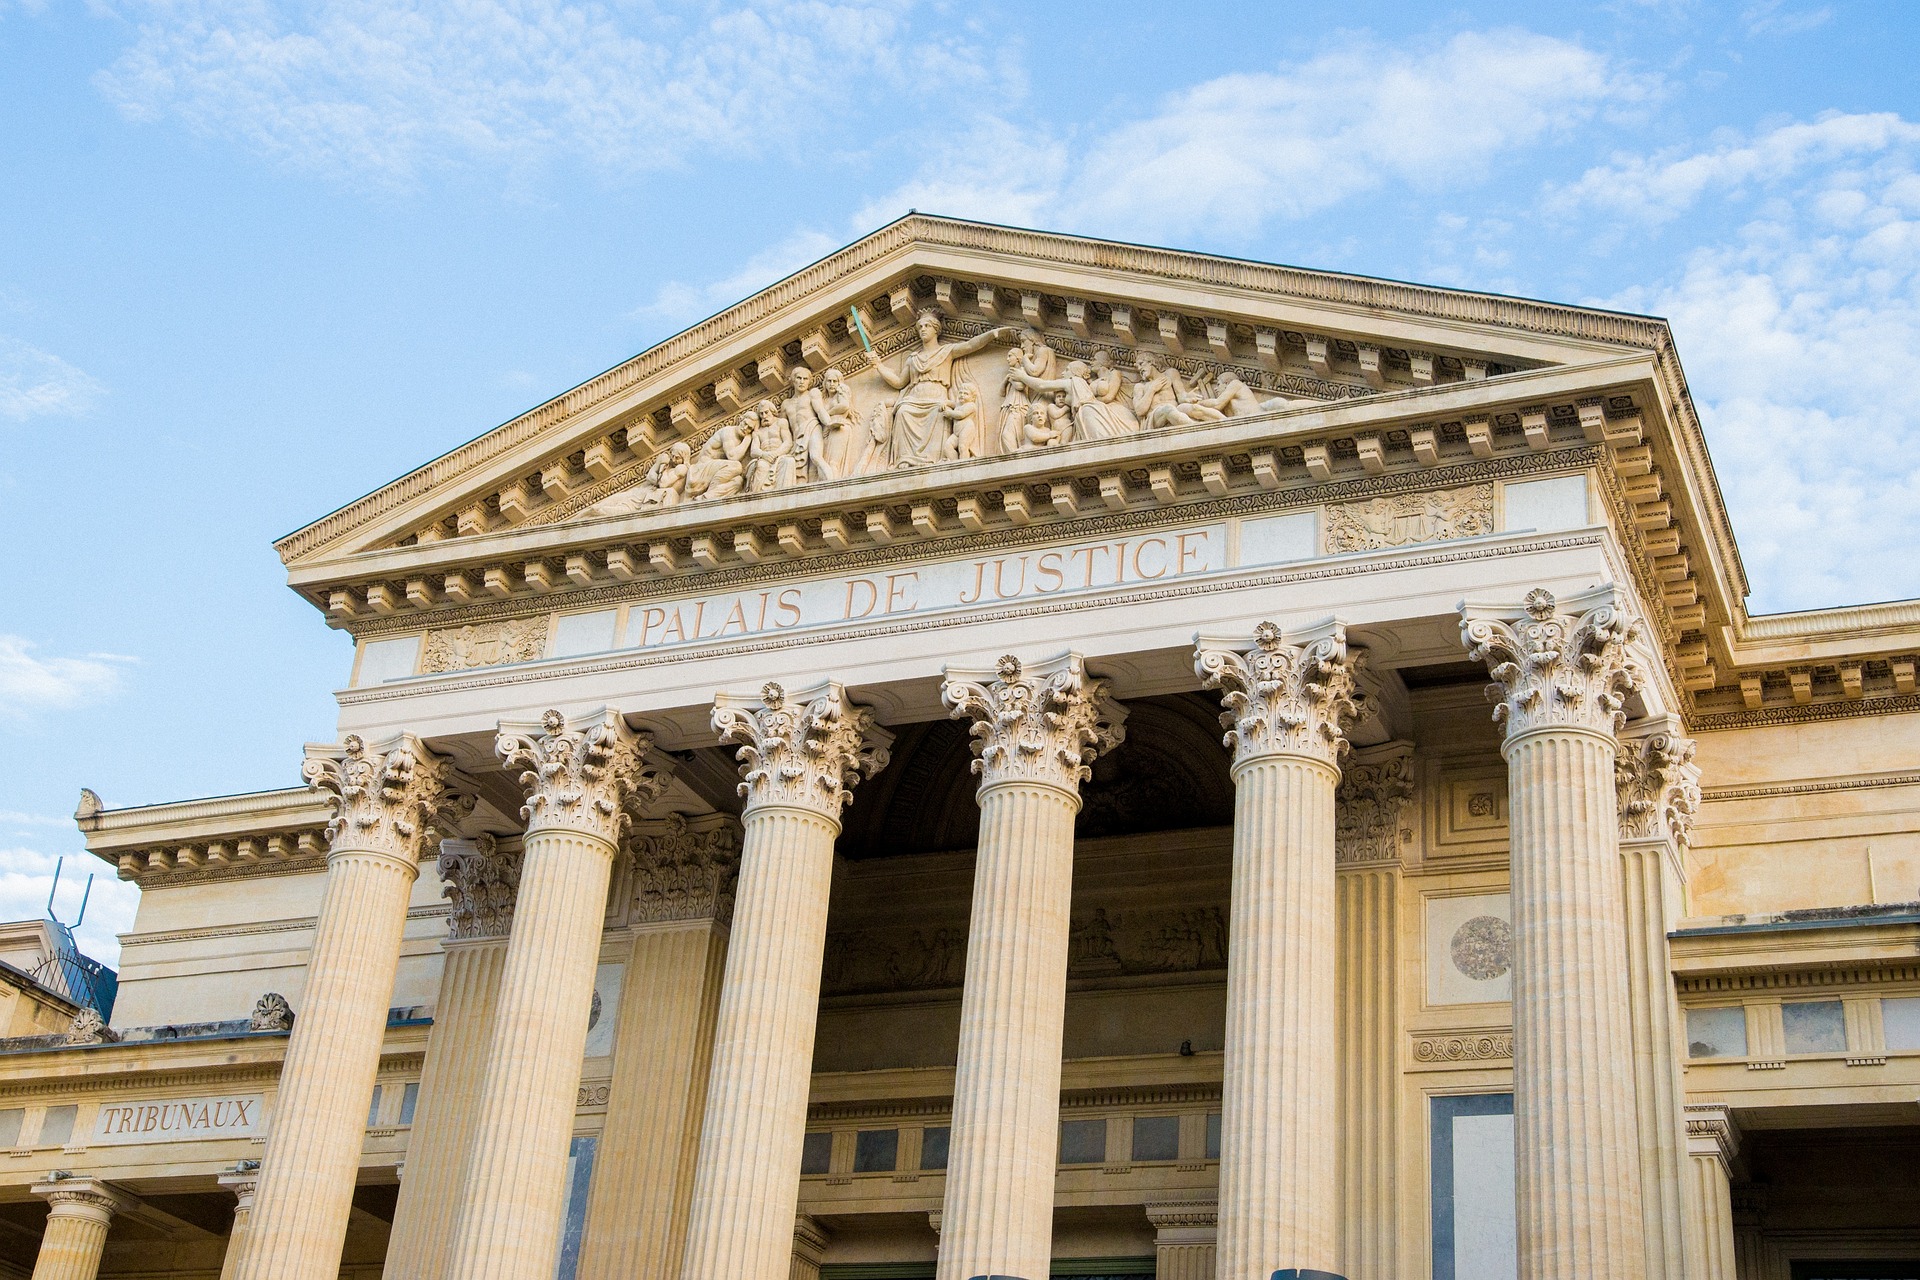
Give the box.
[996,347,1034,454]
[1133,353,1226,429]
[248,992,296,1032]
[687,416,750,500]
[592,442,691,516]
[867,310,1019,468]
[818,366,856,475]
[783,367,837,482]
[945,383,984,460]
[1013,359,1135,443]
[745,400,797,492]
[1088,349,1140,434]
[1199,369,1289,419]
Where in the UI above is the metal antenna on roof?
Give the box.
[74,875,93,929]
[46,856,62,918]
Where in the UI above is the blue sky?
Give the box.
[3,0,1916,962]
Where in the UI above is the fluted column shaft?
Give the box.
[30,1184,125,1280]
[1622,842,1691,1278]
[216,1168,258,1280]
[1217,754,1341,1280]
[237,847,417,1280]
[680,681,889,1280]
[443,827,619,1279]
[680,807,838,1280]
[1506,726,1645,1278]
[1147,1203,1218,1280]
[1336,865,1399,1280]
[938,777,1079,1280]
[1685,1106,1740,1280]
[382,935,509,1278]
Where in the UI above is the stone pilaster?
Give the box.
[1197,620,1360,1280]
[935,652,1126,1280]
[1460,585,1647,1280]
[216,1162,259,1280]
[1684,1105,1740,1280]
[235,734,470,1280]
[578,814,740,1280]
[790,1214,832,1280]
[445,710,670,1280]
[1146,1200,1219,1280]
[1616,719,1702,1280]
[30,1176,133,1280]
[680,683,890,1280]
[383,835,521,1280]
[1335,740,1413,1280]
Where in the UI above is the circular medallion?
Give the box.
[1450,915,1512,981]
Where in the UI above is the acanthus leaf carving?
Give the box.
[1194,619,1361,768]
[247,992,295,1032]
[301,733,473,863]
[1616,723,1700,847]
[1325,485,1492,553]
[627,813,742,924]
[941,652,1126,793]
[438,834,522,939]
[711,681,891,819]
[495,709,670,845]
[1460,585,1643,741]
[1336,742,1416,864]
[420,617,547,673]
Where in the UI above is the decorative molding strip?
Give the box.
[1690,692,1920,733]
[1676,964,1920,995]
[1701,771,1920,802]
[1411,1030,1514,1065]
[123,903,452,949]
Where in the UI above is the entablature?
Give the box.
[76,786,333,887]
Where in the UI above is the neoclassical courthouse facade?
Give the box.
[5,217,1918,1280]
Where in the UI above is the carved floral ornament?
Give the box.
[627,813,742,924]
[1459,585,1643,742]
[1336,744,1416,863]
[1616,726,1701,847]
[712,681,892,819]
[1193,619,1362,769]
[941,652,1127,794]
[301,733,474,863]
[495,709,672,845]
[439,834,521,940]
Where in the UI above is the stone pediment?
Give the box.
[277,215,1663,580]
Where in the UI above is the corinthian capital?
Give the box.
[495,709,671,846]
[1459,585,1642,742]
[1194,619,1360,769]
[1616,719,1700,847]
[628,813,742,924]
[942,652,1127,794]
[1337,741,1416,863]
[712,681,892,819]
[302,733,472,863]
[438,835,521,939]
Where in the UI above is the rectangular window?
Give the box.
[1205,1113,1222,1160]
[1686,1006,1748,1059]
[1782,1000,1847,1055]
[1431,1093,1516,1280]
[800,1131,833,1175]
[366,1085,384,1127]
[1059,1118,1107,1165]
[0,1109,22,1148]
[39,1105,76,1148]
[1131,1115,1180,1162]
[399,1082,420,1125]
[1884,997,1920,1052]
[920,1126,950,1171]
[854,1128,899,1173]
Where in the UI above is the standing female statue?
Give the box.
[867,310,1019,468]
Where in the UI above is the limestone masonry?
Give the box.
[6,216,1918,1280]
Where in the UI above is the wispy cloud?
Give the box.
[1741,1,1832,36]
[95,0,991,184]
[633,227,844,334]
[0,636,134,718]
[0,337,104,420]
[1601,115,1920,611]
[859,29,1656,240]
[0,844,139,969]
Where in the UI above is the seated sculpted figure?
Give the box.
[1199,370,1290,419]
[686,415,750,500]
[1133,352,1226,430]
[587,441,689,516]
[745,399,797,492]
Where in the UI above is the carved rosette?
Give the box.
[1193,619,1360,770]
[301,733,473,863]
[1616,725,1701,847]
[1459,585,1643,742]
[438,835,522,939]
[627,813,742,924]
[711,681,892,819]
[63,1006,119,1045]
[495,709,671,846]
[247,992,295,1032]
[1336,742,1416,864]
[941,652,1127,795]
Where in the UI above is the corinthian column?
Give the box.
[236,734,470,1280]
[1196,620,1360,1280]
[1616,721,1702,1280]
[383,836,521,1279]
[216,1162,259,1280]
[30,1176,132,1280]
[445,710,670,1280]
[1460,585,1647,1280]
[936,652,1126,1280]
[1684,1105,1739,1280]
[680,682,891,1280]
[579,814,740,1280]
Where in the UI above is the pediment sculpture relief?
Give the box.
[587,311,1309,520]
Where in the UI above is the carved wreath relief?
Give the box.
[420,618,547,674]
[588,312,1307,518]
[1324,485,1493,553]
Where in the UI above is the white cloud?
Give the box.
[634,226,844,334]
[1741,1,1832,36]
[859,29,1654,240]
[96,0,986,183]
[1602,117,1920,612]
[0,337,104,420]
[0,636,133,717]
[0,845,140,970]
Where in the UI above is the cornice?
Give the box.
[1700,770,1920,803]
[276,214,1682,568]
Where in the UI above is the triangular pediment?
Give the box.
[278,215,1669,582]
